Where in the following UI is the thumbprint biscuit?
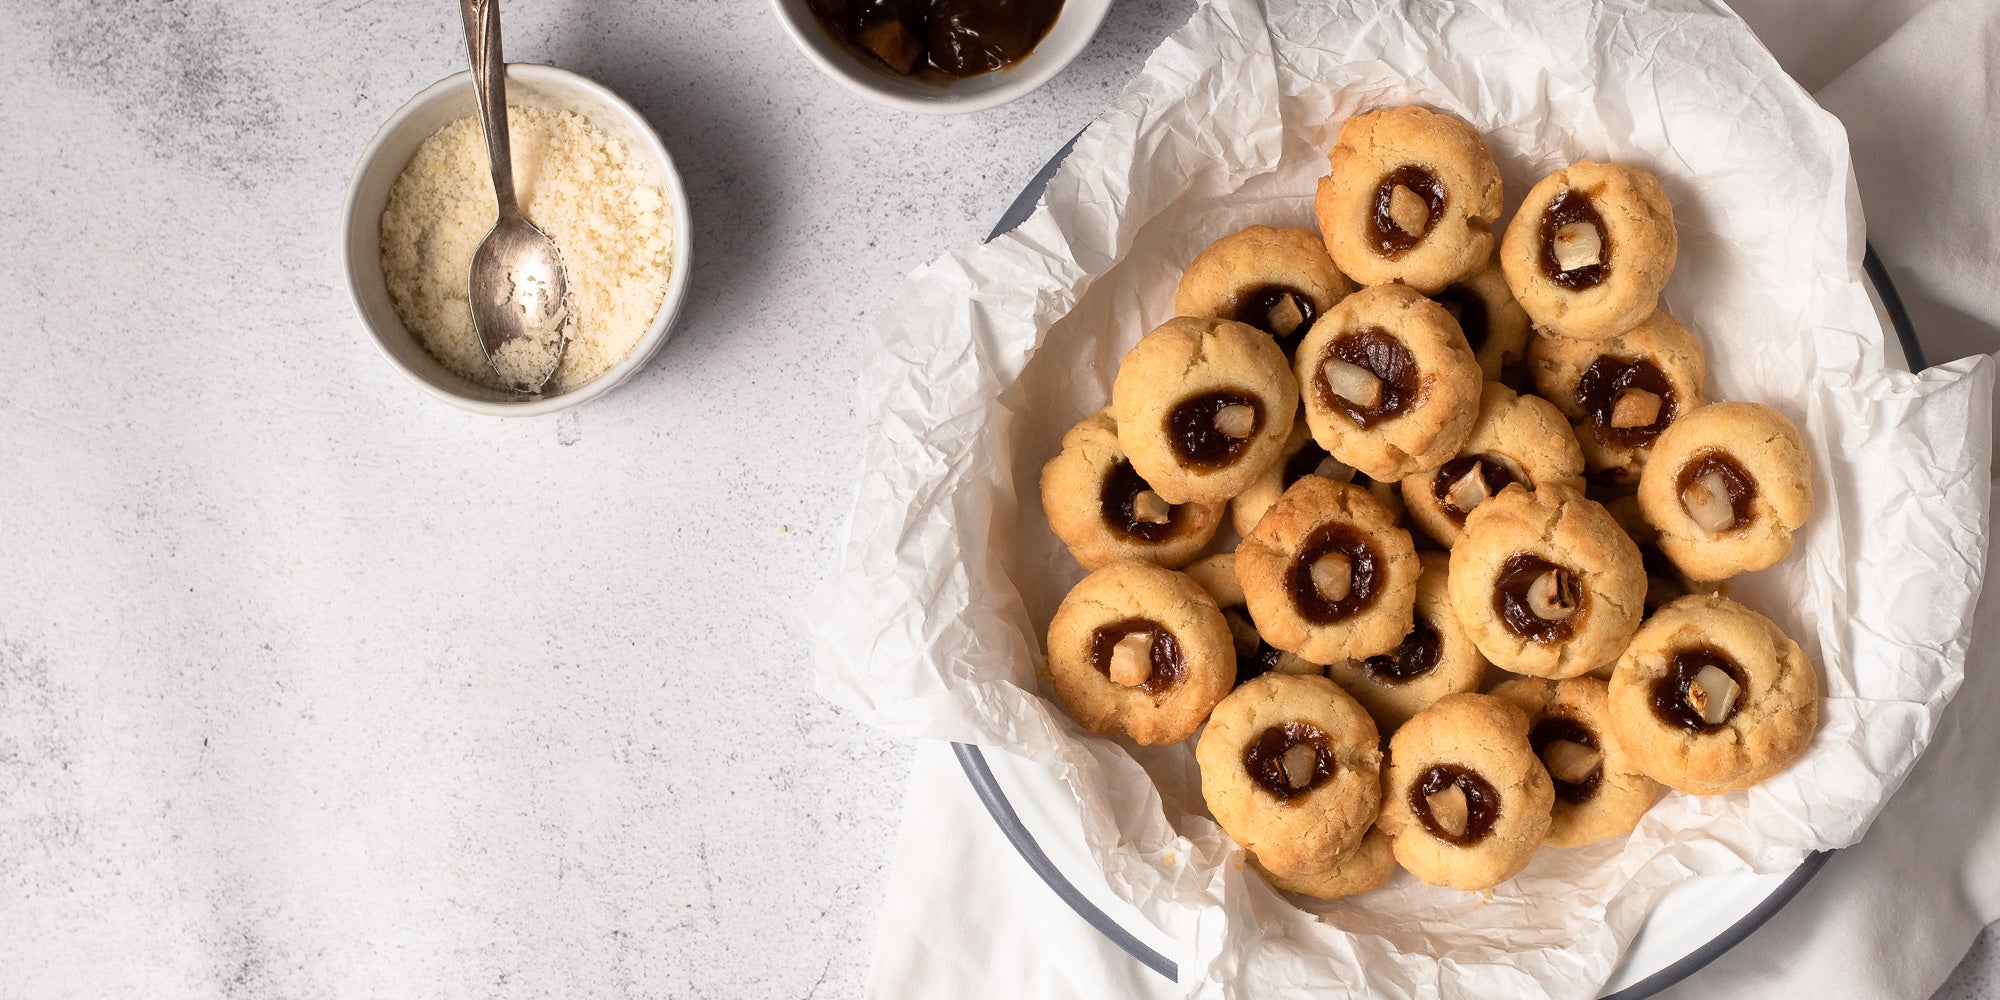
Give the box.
[1326,552,1487,733]
[1432,254,1531,385]
[1377,693,1554,890]
[1041,409,1224,570]
[1197,673,1382,878]
[1529,310,1707,483]
[1448,484,1646,678]
[1606,595,1818,795]
[1229,419,1406,538]
[1501,161,1677,340]
[1237,477,1420,665]
[1316,106,1504,293]
[1400,382,1586,548]
[1250,827,1396,901]
[1294,283,1483,482]
[1046,560,1236,745]
[1176,225,1359,358]
[1183,554,1321,686]
[1112,317,1298,505]
[1637,402,1813,582]
[1489,676,1661,848]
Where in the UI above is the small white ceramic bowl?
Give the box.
[769,0,1112,115]
[342,64,692,416]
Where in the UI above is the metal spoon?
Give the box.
[460,0,568,395]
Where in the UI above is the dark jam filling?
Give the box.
[1368,164,1446,258]
[803,0,1065,80]
[1651,646,1747,732]
[1231,285,1318,357]
[1493,552,1583,643]
[1098,459,1177,543]
[1315,327,1421,429]
[1088,618,1185,696]
[1431,453,1520,521]
[1675,450,1759,533]
[1286,524,1382,624]
[1166,390,1262,469]
[1530,716,1604,804]
[1576,356,1678,449]
[1243,722,1337,800]
[1410,764,1501,845]
[1362,617,1442,683]
[1539,189,1610,290]
[1433,284,1491,355]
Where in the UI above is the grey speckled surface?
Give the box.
[0,0,1193,996]
[1,1,1994,997]
[1937,925,2000,999]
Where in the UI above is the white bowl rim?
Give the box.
[340,63,694,417]
[766,0,1113,116]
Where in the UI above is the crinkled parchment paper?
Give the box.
[809,0,1997,994]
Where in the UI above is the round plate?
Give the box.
[965,133,1925,996]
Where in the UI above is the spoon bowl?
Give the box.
[468,214,569,393]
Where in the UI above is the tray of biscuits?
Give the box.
[811,0,1994,994]
[1039,95,1822,906]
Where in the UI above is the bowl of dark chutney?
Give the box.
[771,0,1113,114]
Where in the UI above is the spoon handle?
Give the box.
[460,0,519,219]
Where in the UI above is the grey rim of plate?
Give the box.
[961,132,1926,994]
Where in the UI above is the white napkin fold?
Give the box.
[867,743,1174,1000]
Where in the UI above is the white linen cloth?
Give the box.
[866,0,2000,996]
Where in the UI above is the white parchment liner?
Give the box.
[811,0,1997,995]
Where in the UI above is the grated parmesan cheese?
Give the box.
[380,106,673,393]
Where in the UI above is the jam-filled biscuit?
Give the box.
[1377,693,1554,890]
[1183,554,1320,686]
[1326,552,1486,732]
[1315,107,1504,293]
[1237,477,1420,665]
[1489,676,1661,847]
[1606,594,1818,795]
[1448,484,1646,678]
[1500,161,1678,340]
[1399,382,1586,548]
[1637,402,1813,581]
[1250,827,1395,901]
[1176,225,1359,358]
[1046,560,1236,745]
[1197,673,1382,878]
[1433,255,1531,385]
[1229,420,1406,538]
[1112,317,1299,505]
[1041,409,1224,570]
[1529,310,1707,483]
[1294,283,1483,482]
